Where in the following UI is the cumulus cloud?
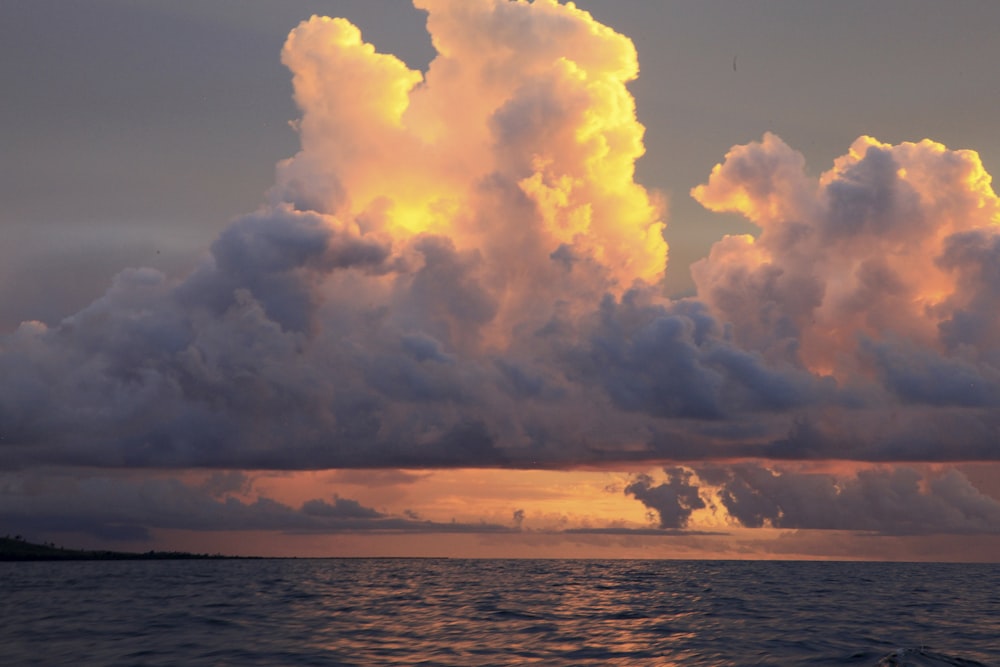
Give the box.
[0,0,999,492]
[625,467,705,529]
[691,133,1000,388]
[0,0,674,471]
[687,132,1000,461]
[570,292,833,421]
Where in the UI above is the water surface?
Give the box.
[2,559,997,665]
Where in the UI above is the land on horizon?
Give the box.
[0,535,240,561]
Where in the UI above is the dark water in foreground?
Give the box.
[2,559,997,666]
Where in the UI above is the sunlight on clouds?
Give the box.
[277,0,666,300]
[625,461,1000,539]
[5,0,1000,558]
[5,3,999,472]
[692,132,1000,381]
[369,468,655,531]
[205,468,654,532]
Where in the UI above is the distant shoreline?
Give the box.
[0,536,245,561]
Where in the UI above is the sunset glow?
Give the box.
[2,0,1000,561]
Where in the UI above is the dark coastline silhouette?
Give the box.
[0,535,239,561]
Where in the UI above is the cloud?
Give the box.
[686,132,1000,462]
[275,1,666,293]
[189,205,391,333]
[570,292,833,421]
[0,470,512,542]
[325,469,430,487]
[0,0,999,495]
[562,527,724,537]
[694,463,1000,535]
[0,0,669,471]
[624,467,705,529]
[691,134,1000,384]
[301,495,384,519]
[612,462,1000,538]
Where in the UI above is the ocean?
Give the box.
[2,559,997,666]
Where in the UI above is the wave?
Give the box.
[875,647,992,667]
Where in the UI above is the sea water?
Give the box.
[1,559,997,666]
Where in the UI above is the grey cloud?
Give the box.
[401,332,454,363]
[692,254,824,362]
[0,471,511,543]
[364,350,468,403]
[396,236,498,348]
[183,205,390,332]
[0,202,400,468]
[213,208,333,274]
[937,229,1000,356]
[2,255,997,470]
[0,205,509,469]
[3,5,1000,478]
[379,420,506,468]
[571,290,831,421]
[865,337,1000,407]
[582,295,725,419]
[624,467,705,529]
[301,496,383,519]
[701,463,1000,535]
[751,408,1000,464]
[201,471,253,498]
[822,144,923,242]
[494,358,565,401]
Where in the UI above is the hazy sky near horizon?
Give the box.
[2,0,1000,559]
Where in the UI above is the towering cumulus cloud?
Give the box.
[689,134,1000,461]
[1,0,998,492]
[0,0,667,469]
[277,1,665,304]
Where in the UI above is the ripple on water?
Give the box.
[1,559,998,666]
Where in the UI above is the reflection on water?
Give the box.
[2,559,997,666]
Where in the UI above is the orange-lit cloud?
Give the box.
[9,462,999,559]
[692,133,1000,382]
[3,0,1000,555]
[0,0,678,473]
[277,1,666,311]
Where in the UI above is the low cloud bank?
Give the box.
[0,470,511,542]
[626,464,1000,536]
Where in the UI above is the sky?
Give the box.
[2,0,1000,560]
